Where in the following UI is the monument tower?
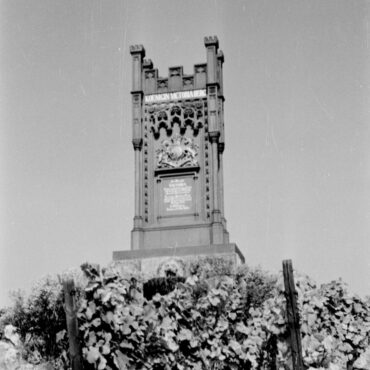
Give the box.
[113,37,244,274]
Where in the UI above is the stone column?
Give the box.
[209,132,221,216]
[133,141,142,225]
[217,50,225,219]
[130,45,145,250]
[218,141,225,217]
[218,143,229,243]
[205,36,224,244]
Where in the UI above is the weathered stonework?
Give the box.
[112,244,244,277]
[113,37,244,271]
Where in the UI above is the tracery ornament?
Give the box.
[156,134,199,169]
[149,103,203,137]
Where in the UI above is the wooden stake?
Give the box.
[63,278,83,370]
[283,260,304,370]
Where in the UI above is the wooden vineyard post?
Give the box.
[63,278,83,370]
[282,260,304,370]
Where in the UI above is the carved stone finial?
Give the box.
[143,59,153,69]
[208,131,220,143]
[217,50,224,63]
[130,44,146,57]
[204,36,219,48]
[218,142,225,154]
[132,138,143,150]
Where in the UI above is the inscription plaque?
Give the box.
[161,177,194,215]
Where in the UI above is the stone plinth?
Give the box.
[112,244,244,276]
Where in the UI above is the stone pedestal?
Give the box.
[112,244,244,277]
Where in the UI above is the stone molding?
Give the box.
[113,243,244,263]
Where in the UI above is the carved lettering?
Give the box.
[163,179,192,212]
[145,89,206,103]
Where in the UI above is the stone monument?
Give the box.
[113,36,244,275]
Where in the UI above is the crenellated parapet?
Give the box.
[142,63,210,95]
[132,37,223,97]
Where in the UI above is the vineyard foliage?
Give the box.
[78,263,280,370]
[78,262,370,370]
[0,259,369,370]
[297,277,370,369]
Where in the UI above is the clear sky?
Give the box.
[1,0,369,306]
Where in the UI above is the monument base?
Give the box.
[112,244,244,277]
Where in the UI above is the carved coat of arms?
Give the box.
[156,134,198,169]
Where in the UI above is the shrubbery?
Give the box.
[78,261,280,370]
[0,259,369,370]
[0,270,85,368]
[297,276,370,369]
[0,277,67,366]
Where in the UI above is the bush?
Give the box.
[78,263,370,370]
[78,263,284,370]
[1,260,369,370]
[0,278,66,365]
[235,265,278,315]
[298,278,370,369]
[0,270,86,368]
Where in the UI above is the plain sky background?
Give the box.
[1,0,369,306]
